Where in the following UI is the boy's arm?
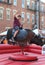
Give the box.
[14,11,20,17]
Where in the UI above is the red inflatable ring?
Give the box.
[9,54,38,61]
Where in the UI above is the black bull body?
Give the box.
[7,28,43,46]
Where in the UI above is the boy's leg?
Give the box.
[13,30,19,37]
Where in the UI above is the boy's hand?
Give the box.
[14,11,20,18]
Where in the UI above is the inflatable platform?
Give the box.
[0,44,45,65]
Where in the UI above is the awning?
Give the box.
[0,31,7,36]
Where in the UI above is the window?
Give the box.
[32,1,35,10]
[40,5,44,12]
[36,2,39,11]
[35,12,39,28]
[7,0,9,3]
[0,0,2,1]
[7,0,11,3]
[27,0,30,8]
[13,0,17,6]
[0,7,4,19]
[22,0,25,8]
[41,16,44,26]
[21,12,25,23]
[36,15,39,28]
[3,0,4,1]
[27,13,30,23]
[32,14,35,24]
[6,8,11,20]
[13,10,17,15]
[36,12,39,22]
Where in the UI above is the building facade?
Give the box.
[0,0,45,33]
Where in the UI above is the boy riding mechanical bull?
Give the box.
[12,11,23,39]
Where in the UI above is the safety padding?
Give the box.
[0,49,21,54]
[9,54,38,61]
[0,44,42,54]
[29,49,41,54]
[29,44,42,50]
[0,44,20,50]
[0,44,29,50]
[0,44,28,54]
[0,44,42,50]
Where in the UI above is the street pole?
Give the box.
[35,0,40,29]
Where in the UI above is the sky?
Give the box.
[41,0,45,3]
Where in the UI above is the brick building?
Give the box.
[0,0,45,33]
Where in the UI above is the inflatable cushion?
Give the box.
[29,44,42,50]
[0,44,20,50]
[9,54,38,61]
[29,49,41,54]
[0,49,21,54]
